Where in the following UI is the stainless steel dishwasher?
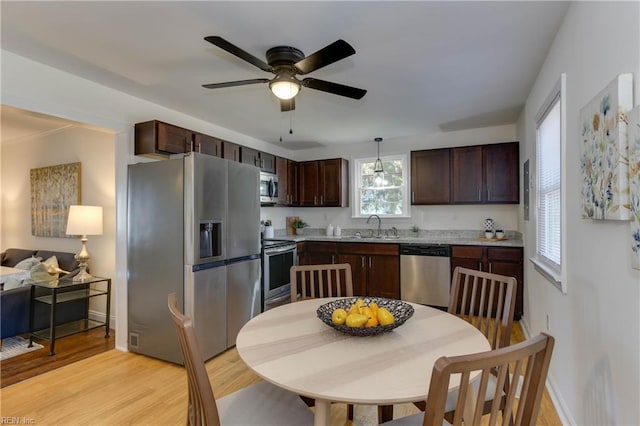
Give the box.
[400,244,451,308]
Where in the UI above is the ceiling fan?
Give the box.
[202,36,367,112]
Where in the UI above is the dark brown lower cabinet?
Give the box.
[450,245,523,319]
[338,243,400,299]
[297,242,338,266]
[299,242,400,299]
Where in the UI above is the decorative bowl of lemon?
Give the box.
[316,296,414,336]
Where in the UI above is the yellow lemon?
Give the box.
[345,313,368,328]
[369,301,379,316]
[348,303,361,316]
[331,308,347,325]
[362,307,379,327]
[377,307,395,326]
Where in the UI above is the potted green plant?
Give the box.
[293,219,308,235]
[411,224,420,235]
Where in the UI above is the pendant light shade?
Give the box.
[373,137,384,186]
[373,137,384,172]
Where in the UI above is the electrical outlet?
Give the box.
[546,314,550,331]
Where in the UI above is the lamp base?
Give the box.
[72,267,94,283]
[73,236,94,282]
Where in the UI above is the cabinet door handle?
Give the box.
[314,195,317,205]
[331,255,335,264]
[368,257,372,269]
[412,192,415,203]
[320,195,324,205]
[478,189,481,201]
[489,263,492,273]
[361,257,365,268]
[478,262,482,271]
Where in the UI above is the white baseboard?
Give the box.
[519,317,575,425]
[88,309,116,330]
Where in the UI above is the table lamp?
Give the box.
[66,205,103,282]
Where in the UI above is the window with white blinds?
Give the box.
[536,96,562,272]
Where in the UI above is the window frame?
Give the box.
[530,73,567,293]
[351,153,410,218]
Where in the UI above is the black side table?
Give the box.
[28,276,111,355]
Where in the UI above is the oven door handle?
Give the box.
[265,246,296,255]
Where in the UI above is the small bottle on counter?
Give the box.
[334,226,341,237]
[326,224,334,236]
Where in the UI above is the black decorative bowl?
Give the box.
[316,297,414,336]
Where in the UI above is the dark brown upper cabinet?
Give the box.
[222,140,241,162]
[276,156,298,206]
[193,132,221,157]
[240,147,276,173]
[299,158,348,207]
[452,142,519,204]
[135,120,192,158]
[411,148,451,204]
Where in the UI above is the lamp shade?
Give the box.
[66,205,103,236]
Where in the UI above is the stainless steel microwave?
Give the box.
[260,172,278,205]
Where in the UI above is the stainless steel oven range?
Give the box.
[262,240,297,311]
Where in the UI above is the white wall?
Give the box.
[518,2,640,425]
[1,126,117,321]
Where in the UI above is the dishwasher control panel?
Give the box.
[400,244,451,257]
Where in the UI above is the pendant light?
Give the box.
[373,137,384,186]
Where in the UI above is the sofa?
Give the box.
[1,248,87,340]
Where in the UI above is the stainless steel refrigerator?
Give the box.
[127,153,260,364]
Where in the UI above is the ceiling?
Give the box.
[0,1,569,149]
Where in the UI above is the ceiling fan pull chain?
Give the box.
[289,113,293,135]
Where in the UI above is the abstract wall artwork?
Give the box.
[629,106,640,270]
[579,73,633,220]
[30,162,81,237]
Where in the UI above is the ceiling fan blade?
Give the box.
[280,98,295,112]
[204,36,273,73]
[302,78,367,100]
[202,79,270,89]
[294,39,355,75]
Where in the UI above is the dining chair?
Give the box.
[414,266,517,420]
[385,333,555,426]
[167,293,314,426]
[290,262,354,301]
[289,263,359,420]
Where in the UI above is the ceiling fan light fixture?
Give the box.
[270,78,300,100]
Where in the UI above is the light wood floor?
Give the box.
[0,322,561,425]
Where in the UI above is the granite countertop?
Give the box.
[266,229,523,247]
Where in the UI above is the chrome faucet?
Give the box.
[366,214,382,237]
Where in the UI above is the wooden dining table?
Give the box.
[235,297,491,426]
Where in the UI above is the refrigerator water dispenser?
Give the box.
[199,220,222,259]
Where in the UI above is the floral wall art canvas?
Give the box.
[580,73,633,220]
[629,106,640,270]
[30,162,81,237]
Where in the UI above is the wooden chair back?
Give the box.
[449,266,517,350]
[290,263,354,302]
[423,333,555,426]
[168,293,221,426]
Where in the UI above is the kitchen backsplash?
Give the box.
[260,204,519,235]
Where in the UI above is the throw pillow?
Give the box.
[14,256,42,271]
[3,277,23,290]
